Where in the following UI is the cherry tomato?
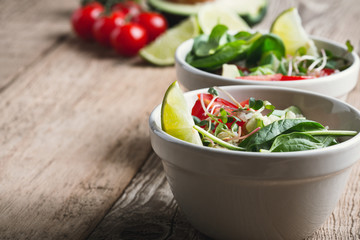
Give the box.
[93,11,126,47]
[132,12,168,42]
[192,93,244,120]
[112,1,142,17]
[279,75,315,81]
[236,74,283,81]
[236,74,315,81]
[192,94,247,131]
[110,23,148,56]
[71,2,104,40]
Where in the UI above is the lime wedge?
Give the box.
[270,8,318,56]
[161,81,202,145]
[198,4,250,35]
[140,16,200,66]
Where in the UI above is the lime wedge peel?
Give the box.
[161,81,202,145]
[197,4,250,35]
[270,7,318,56]
[140,16,200,66]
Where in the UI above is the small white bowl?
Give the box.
[175,36,359,100]
[149,85,360,240]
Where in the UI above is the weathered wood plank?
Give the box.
[0,35,174,239]
[0,0,76,90]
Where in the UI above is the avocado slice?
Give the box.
[148,0,268,27]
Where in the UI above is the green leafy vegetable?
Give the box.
[239,119,325,151]
[249,98,264,110]
[208,87,219,96]
[193,25,229,57]
[185,24,353,78]
[246,33,285,66]
[269,132,325,152]
[186,40,251,70]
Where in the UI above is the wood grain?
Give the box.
[0,0,77,90]
[0,36,174,239]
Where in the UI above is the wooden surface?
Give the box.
[0,0,359,239]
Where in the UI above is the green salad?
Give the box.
[190,87,357,152]
[185,8,353,81]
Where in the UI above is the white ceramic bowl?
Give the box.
[175,36,360,100]
[149,85,360,240]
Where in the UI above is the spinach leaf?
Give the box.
[187,40,250,70]
[269,132,324,152]
[234,31,255,40]
[239,119,325,151]
[194,25,229,57]
[246,33,285,66]
[259,52,280,71]
[313,135,337,147]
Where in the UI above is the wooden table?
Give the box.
[1,0,359,239]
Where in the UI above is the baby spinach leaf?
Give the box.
[259,52,280,71]
[246,33,285,66]
[187,40,250,70]
[313,135,337,147]
[269,132,324,152]
[234,31,255,40]
[239,119,325,151]
[194,25,229,57]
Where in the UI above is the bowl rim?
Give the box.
[149,85,360,158]
[175,35,360,86]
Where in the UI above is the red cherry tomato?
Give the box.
[93,11,126,47]
[279,75,315,81]
[236,74,316,81]
[110,23,148,56]
[132,12,168,42]
[112,1,142,17]
[71,2,104,40]
[192,94,248,131]
[192,93,244,120]
[236,74,283,81]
